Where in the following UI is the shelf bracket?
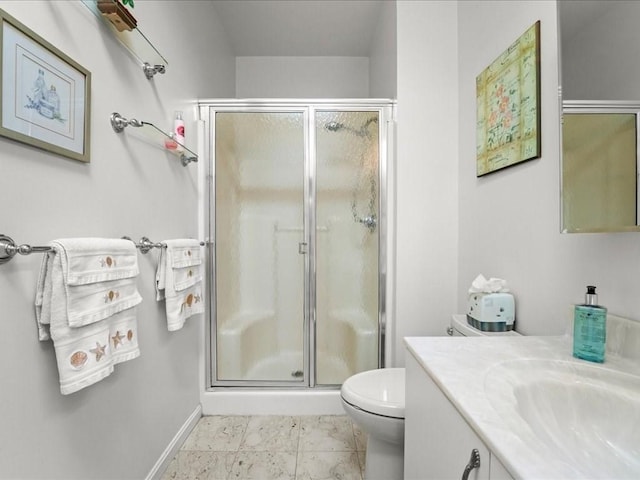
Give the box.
[180,153,198,167]
[110,112,143,132]
[143,62,166,80]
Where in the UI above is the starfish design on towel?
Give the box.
[112,331,125,348]
[90,341,106,361]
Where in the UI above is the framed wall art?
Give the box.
[476,21,540,176]
[0,9,91,163]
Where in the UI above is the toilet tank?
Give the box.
[448,314,521,337]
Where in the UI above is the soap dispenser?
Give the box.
[573,285,607,363]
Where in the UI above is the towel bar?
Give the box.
[0,234,207,265]
[122,236,206,254]
[0,234,52,265]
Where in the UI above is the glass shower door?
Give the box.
[214,111,306,384]
[314,111,380,385]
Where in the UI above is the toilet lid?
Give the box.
[341,368,405,419]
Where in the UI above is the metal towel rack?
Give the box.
[0,234,51,264]
[124,237,206,253]
[0,234,205,265]
[121,236,166,254]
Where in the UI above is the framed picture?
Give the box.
[0,9,91,163]
[476,21,540,176]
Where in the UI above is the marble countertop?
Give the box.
[404,333,640,479]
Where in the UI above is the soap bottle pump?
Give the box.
[573,285,607,363]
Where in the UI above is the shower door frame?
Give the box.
[200,99,394,389]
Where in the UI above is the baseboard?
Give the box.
[145,404,202,480]
[201,389,344,415]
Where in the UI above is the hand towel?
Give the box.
[34,238,142,395]
[35,251,54,341]
[156,239,203,331]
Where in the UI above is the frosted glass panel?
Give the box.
[315,111,380,385]
[215,112,305,382]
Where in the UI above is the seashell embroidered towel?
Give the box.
[35,238,142,395]
[155,239,203,331]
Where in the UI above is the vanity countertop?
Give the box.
[404,333,640,479]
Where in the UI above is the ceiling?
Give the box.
[210,0,385,56]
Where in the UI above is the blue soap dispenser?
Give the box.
[573,285,607,363]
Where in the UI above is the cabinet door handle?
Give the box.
[461,449,481,480]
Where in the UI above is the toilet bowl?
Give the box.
[342,315,522,480]
[341,368,405,480]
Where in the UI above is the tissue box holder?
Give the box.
[467,292,515,332]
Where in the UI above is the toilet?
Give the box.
[341,367,405,480]
[341,314,521,480]
[448,313,521,337]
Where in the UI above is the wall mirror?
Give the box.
[558,1,640,232]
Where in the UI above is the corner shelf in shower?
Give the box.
[81,0,168,79]
[110,112,197,166]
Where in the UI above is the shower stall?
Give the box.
[200,100,393,391]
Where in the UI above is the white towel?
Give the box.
[155,239,203,331]
[34,238,142,395]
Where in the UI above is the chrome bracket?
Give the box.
[0,234,52,265]
[143,62,166,80]
[137,236,156,254]
[180,153,198,167]
[122,236,164,254]
[0,234,16,265]
[110,112,143,133]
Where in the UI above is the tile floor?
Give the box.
[162,415,367,480]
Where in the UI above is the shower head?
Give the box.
[324,117,378,138]
[325,121,345,132]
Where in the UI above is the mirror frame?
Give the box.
[560,100,640,233]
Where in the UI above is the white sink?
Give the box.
[485,359,640,478]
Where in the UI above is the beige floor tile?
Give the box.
[161,450,236,480]
[239,415,301,452]
[356,450,366,476]
[299,415,357,452]
[164,415,369,479]
[229,451,297,479]
[181,416,249,452]
[352,423,367,452]
[295,451,362,480]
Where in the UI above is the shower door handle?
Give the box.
[298,242,308,255]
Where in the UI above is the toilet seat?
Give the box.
[340,368,405,419]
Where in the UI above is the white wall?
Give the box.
[0,1,234,479]
[369,0,397,98]
[458,1,640,335]
[236,56,369,98]
[561,2,640,100]
[393,1,459,366]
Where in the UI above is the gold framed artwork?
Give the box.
[476,21,540,177]
[0,9,91,163]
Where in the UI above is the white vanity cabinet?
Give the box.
[404,352,513,480]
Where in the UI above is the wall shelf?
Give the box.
[81,0,168,79]
[111,113,197,166]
